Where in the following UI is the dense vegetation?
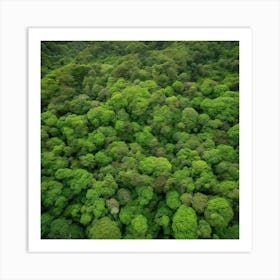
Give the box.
[41,41,239,239]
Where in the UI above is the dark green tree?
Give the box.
[88,217,121,239]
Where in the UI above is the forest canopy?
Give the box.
[41,41,239,239]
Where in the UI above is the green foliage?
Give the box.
[41,41,239,239]
[69,223,86,239]
[172,205,198,239]
[200,95,238,124]
[191,160,210,177]
[88,131,105,147]
[92,198,107,219]
[180,193,193,206]
[48,218,71,239]
[227,124,239,147]
[106,198,120,215]
[217,144,237,162]
[192,192,208,213]
[69,169,93,195]
[130,215,148,237]
[79,153,95,169]
[41,213,54,238]
[204,197,234,230]
[41,152,68,176]
[181,107,199,133]
[88,217,121,239]
[87,107,115,128]
[41,111,58,126]
[58,114,88,136]
[107,141,129,160]
[200,78,217,96]
[198,219,212,238]
[119,205,139,225]
[166,191,181,210]
[172,80,184,93]
[222,224,239,239]
[80,213,92,226]
[117,188,131,205]
[95,151,113,167]
[213,180,239,200]
[139,156,172,177]
[135,127,157,148]
[202,149,221,165]
[136,186,154,206]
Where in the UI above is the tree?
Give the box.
[80,213,92,226]
[88,130,105,148]
[222,224,239,239]
[214,161,239,180]
[217,144,237,162]
[136,186,154,206]
[172,80,184,93]
[204,197,234,229]
[55,168,73,181]
[227,124,239,147]
[202,149,221,165]
[166,190,181,210]
[117,170,152,189]
[166,96,180,109]
[95,151,113,167]
[139,156,172,177]
[48,218,71,239]
[135,127,157,149]
[88,174,118,199]
[45,137,65,155]
[106,198,120,215]
[91,198,106,218]
[119,205,137,225]
[180,193,193,206]
[194,170,217,192]
[212,180,239,200]
[41,111,58,127]
[117,188,131,205]
[70,138,96,156]
[197,219,212,238]
[181,107,199,133]
[169,169,193,193]
[68,169,93,195]
[106,141,129,161]
[41,180,66,213]
[192,192,208,213]
[79,153,95,169]
[41,152,68,176]
[64,203,81,222]
[109,93,128,111]
[87,106,116,128]
[200,78,217,97]
[88,217,121,239]
[191,160,210,177]
[130,215,148,238]
[69,223,86,239]
[200,96,238,124]
[59,114,88,136]
[175,148,200,168]
[68,94,92,114]
[41,213,54,238]
[172,205,198,239]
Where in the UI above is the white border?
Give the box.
[28,27,252,253]
[1,1,279,279]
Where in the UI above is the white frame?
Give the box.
[28,27,252,253]
[1,0,279,279]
